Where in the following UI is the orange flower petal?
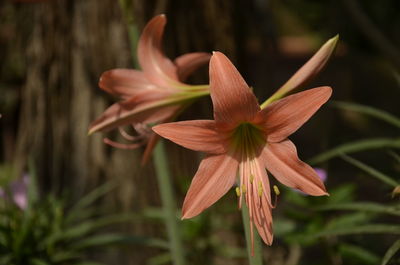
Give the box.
[153,120,226,154]
[251,186,273,245]
[137,14,180,87]
[175,52,211,81]
[99,69,153,99]
[182,154,238,219]
[259,86,332,142]
[209,52,260,127]
[262,140,328,196]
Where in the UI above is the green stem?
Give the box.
[260,93,282,109]
[153,140,186,265]
[241,203,263,265]
[118,0,140,67]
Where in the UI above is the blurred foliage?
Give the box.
[0,168,168,265]
[274,102,400,265]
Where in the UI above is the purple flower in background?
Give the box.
[0,174,29,210]
[314,168,327,183]
[294,168,327,195]
[11,174,29,209]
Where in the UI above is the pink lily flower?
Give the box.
[89,14,210,163]
[153,52,331,247]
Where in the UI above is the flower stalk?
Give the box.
[118,0,140,67]
[242,203,263,265]
[153,140,186,265]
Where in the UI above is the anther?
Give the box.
[272,185,280,208]
[241,184,247,193]
[257,182,263,196]
[250,174,254,184]
[235,187,241,197]
[273,185,280,196]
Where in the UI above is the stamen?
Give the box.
[103,138,143,149]
[118,127,139,141]
[257,182,263,197]
[273,185,280,196]
[250,174,254,184]
[241,184,247,193]
[272,185,280,208]
[235,187,241,197]
[133,123,151,136]
[104,123,152,150]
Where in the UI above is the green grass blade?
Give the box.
[325,212,373,230]
[148,253,172,265]
[381,239,400,265]
[51,251,82,263]
[72,262,106,265]
[0,255,12,265]
[331,101,400,128]
[388,150,400,164]
[313,224,400,238]
[309,138,400,165]
[339,243,380,265]
[67,182,117,221]
[43,213,139,247]
[30,258,51,265]
[65,208,98,224]
[341,154,399,187]
[317,202,400,216]
[72,234,169,250]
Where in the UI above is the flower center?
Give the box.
[230,122,266,158]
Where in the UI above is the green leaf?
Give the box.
[327,184,357,204]
[0,255,13,265]
[30,258,51,265]
[339,243,380,265]
[331,101,400,128]
[72,234,169,250]
[66,181,117,222]
[72,262,106,265]
[273,218,296,237]
[65,208,98,225]
[43,213,137,247]
[313,224,400,238]
[51,251,82,263]
[142,207,166,220]
[381,239,400,265]
[282,188,310,207]
[388,150,400,164]
[325,212,373,230]
[341,154,399,187]
[147,253,172,265]
[309,138,400,165]
[317,202,400,216]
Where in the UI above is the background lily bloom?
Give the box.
[153,52,331,246]
[89,14,210,163]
